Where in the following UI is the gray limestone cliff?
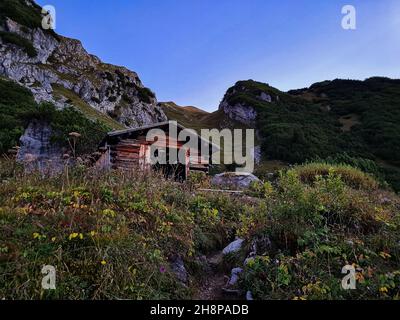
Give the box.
[0,4,167,129]
[218,80,279,127]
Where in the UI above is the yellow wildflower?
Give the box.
[380,287,388,293]
[101,260,107,265]
[379,252,391,259]
[33,232,41,239]
[69,233,79,241]
[102,209,116,217]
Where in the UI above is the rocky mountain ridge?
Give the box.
[0,0,167,129]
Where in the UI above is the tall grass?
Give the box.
[1,160,399,300]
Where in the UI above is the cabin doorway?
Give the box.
[152,147,188,181]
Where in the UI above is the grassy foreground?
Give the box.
[0,160,399,300]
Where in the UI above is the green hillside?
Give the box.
[222,78,400,192]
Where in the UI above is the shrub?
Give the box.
[0,160,399,300]
[134,84,155,104]
[0,79,37,154]
[0,168,194,299]
[292,162,379,191]
[20,102,110,155]
[0,0,42,29]
[239,164,400,300]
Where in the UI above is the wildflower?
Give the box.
[69,233,79,241]
[246,258,255,268]
[159,266,166,273]
[379,252,391,259]
[79,233,84,240]
[380,287,388,293]
[33,232,41,240]
[292,296,307,300]
[101,260,107,265]
[89,231,96,237]
[102,209,116,217]
[51,237,56,242]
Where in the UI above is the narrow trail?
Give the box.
[195,252,243,301]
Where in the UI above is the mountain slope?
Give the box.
[219,78,400,191]
[0,77,109,156]
[159,101,248,132]
[0,0,167,129]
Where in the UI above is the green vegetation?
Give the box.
[292,162,379,190]
[21,103,110,155]
[0,78,113,155]
[0,78,36,153]
[52,84,125,130]
[240,164,400,299]
[224,78,400,192]
[0,0,59,40]
[0,164,242,299]
[0,0,42,29]
[302,78,400,164]
[0,162,399,300]
[134,84,155,104]
[0,31,37,57]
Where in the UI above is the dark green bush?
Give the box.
[0,79,37,153]
[0,0,42,29]
[21,103,110,155]
[239,164,400,300]
[134,84,155,104]
[0,31,37,57]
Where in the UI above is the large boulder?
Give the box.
[227,267,243,286]
[212,172,260,189]
[222,239,244,255]
[170,256,188,284]
[16,121,65,173]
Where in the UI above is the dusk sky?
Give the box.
[36,0,400,111]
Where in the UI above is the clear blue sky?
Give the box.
[37,0,400,111]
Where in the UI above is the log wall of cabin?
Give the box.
[98,133,211,178]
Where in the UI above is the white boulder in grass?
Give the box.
[222,239,244,255]
[246,291,254,300]
[212,172,260,189]
[228,267,244,286]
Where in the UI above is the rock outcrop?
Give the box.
[222,239,244,255]
[16,121,65,173]
[219,100,257,127]
[0,1,167,128]
[212,172,260,189]
[218,80,280,127]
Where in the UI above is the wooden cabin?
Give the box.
[96,121,218,180]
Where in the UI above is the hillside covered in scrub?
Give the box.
[215,78,400,192]
[0,161,399,299]
[0,0,400,302]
